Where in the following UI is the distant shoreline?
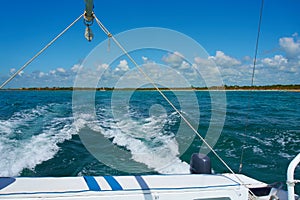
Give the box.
[1,85,300,92]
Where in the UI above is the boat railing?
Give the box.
[287,153,300,200]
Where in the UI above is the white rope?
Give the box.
[93,14,250,187]
[0,14,84,89]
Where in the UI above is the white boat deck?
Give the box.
[0,174,268,199]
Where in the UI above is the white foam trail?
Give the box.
[86,109,190,174]
[0,105,48,135]
[1,102,190,176]
[0,105,76,176]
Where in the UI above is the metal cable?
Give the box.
[251,0,264,86]
[0,14,84,89]
[244,0,264,135]
[242,0,265,167]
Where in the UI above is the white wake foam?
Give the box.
[80,108,190,174]
[1,103,190,176]
[0,104,76,176]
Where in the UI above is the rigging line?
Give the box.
[93,14,247,185]
[251,0,264,86]
[244,0,265,140]
[240,2,264,197]
[0,14,84,89]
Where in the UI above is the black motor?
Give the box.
[190,153,212,174]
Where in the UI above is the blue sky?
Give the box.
[0,0,299,88]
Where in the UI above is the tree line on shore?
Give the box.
[1,84,299,91]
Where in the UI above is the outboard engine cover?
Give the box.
[190,153,212,174]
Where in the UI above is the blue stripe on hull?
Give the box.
[104,176,123,191]
[84,176,101,191]
[135,176,150,190]
[0,177,16,190]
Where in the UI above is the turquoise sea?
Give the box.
[0,90,299,193]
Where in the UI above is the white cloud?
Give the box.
[96,63,109,71]
[56,68,66,73]
[259,35,300,76]
[193,56,226,86]
[243,56,251,62]
[38,72,45,78]
[162,51,184,67]
[279,35,300,58]
[71,64,83,72]
[292,32,298,37]
[9,68,24,76]
[142,56,148,62]
[261,55,288,68]
[209,51,241,67]
[4,44,300,89]
[165,54,192,70]
[10,68,15,74]
[114,62,191,88]
[194,56,215,67]
[18,71,24,76]
[194,47,299,86]
[180,61,190,70]
[115,60,129,72]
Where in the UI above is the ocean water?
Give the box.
[0,90,299,193]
